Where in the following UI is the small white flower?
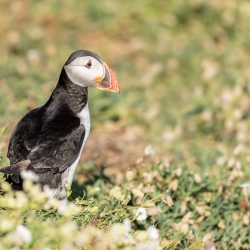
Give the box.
[134,208,148,221]
[123,219,134,242]
[57,199,68,214]
[240,183,250,197]
[147,225,159,240]
[15,225,32,243]
[240,183,250,188]
[123,218,131,236]
[109,224,126,239]
[216,156,226,166]
[20,170,38,182]
[194,173,202,184]
[109,186,125,201]
[144,145,155,156]
[26,49,40,62]
[43,185,56,198]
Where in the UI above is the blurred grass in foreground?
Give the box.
[0,0,250,249]
[0,155,249,249]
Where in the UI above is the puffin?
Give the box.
[0,50,120,199]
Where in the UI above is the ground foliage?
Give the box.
[0,0,250,249]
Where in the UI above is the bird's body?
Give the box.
[64,102,90,187]
[1,50,120,199]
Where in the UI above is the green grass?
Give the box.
[1,0,250,249]
[0,157,249,249]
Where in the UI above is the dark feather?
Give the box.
[0,160,31,175]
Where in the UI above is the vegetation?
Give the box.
[0,0,250,249]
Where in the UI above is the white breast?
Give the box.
[63,103,91,185]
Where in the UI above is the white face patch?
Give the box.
[64,56,104,87]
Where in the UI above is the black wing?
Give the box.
[7,107,45,164]
[28,121,85,173]
[7,106,85,175]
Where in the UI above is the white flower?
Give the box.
[109,186,125,201]
[43,185,56,198]
[194,173,202,184]
[134,208,148,221]
[240,183,250,197]
[144,145,155,156]
[216,156,226,166]
[240,183,250,188]
[147,225,159,240]
[109,224,126,239]
[123,218,131,236]
[15,225,32,243]
[123,219,134,242]
[26,49,40,62]
[57,199,68,214]
[126,169,134,181]
[20,170,38,182]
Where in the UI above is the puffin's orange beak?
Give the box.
[95,63,120,93]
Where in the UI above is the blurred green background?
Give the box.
[1,1,250,248]
[1,0,250,171]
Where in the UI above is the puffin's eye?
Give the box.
[85,60,92,69]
